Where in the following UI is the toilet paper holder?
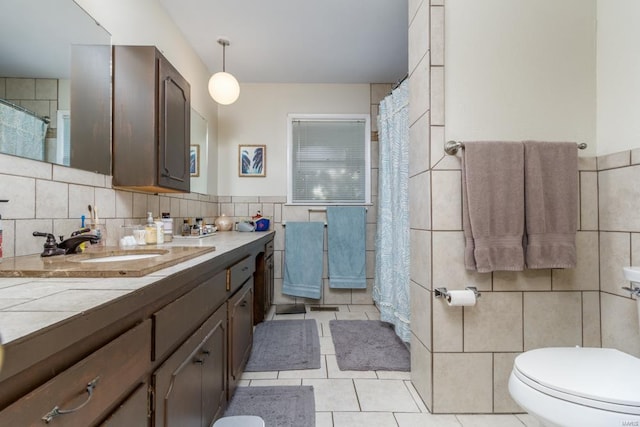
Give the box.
[435,286,481,300]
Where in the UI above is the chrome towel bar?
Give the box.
[444,140,588,156]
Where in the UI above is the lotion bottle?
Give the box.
[145,212,157,244]
[155,217,165,244]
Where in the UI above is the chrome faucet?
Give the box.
[33,231,101,257]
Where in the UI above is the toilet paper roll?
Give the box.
[446,289,476,306]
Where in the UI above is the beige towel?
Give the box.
[524,141,578,269]
[462,142,525,272]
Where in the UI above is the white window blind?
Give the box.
[288,114,371,205]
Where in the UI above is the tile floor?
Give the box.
[240,304,543,427]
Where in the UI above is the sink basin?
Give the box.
[623,266,640,284]
[79,253,162,263]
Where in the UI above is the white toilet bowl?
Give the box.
[509,346,640,427]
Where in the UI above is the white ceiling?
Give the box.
[158,0,408,84]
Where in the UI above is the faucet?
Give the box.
[33,231,101,257]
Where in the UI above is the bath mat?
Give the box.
[244,319,320,371]
[224,386,315,427]
[330,320,410,371]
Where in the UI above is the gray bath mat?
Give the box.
[330,320,410,371]
[245,319,320,371]
[224,386,315,427]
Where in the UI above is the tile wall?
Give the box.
[408,0,640,415]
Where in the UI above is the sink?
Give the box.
[78,253,162,263]
[623,266,640,284]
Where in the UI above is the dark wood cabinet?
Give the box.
[112,45,190,193]
[254,240,274,324]
[153,305,227,427]
[228,279,254,399]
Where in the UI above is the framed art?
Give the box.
[239,144,266,177]
[190,145,200,177]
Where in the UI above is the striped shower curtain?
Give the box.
[374,80,410,342]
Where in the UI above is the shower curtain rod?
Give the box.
[0,98,50,124]
[444,140,588,156]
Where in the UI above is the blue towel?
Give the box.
[283,222,325,299]
[327,207,367,289]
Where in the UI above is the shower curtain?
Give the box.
[0,101,47,161]
[374,80,410,343]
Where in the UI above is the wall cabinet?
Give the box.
[112,45,191,193]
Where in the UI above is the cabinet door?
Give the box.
[228,280,254,398]
[154,306,227,427]
[265,253,274,315]
[158,54,190,192]
[201,307,227,427]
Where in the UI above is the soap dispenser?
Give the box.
[145,212,157,244]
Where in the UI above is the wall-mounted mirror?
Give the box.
[190,108,209,194]
[0,0,111,174]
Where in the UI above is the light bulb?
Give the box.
[208,71,240,105]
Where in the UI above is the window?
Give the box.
[287,114,371,205]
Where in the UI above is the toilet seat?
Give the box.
[513,347,640,415]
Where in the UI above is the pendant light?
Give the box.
[208,38,240,105]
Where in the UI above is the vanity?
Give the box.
[0,231,274,426]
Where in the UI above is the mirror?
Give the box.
[0,0,111,174]
[190,109,209,194]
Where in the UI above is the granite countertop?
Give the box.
[0,231,274,344]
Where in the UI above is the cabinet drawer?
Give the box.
[265,240,274,257]
[0,320,151,426]
[154,269,227,361]
[226,255,254,293]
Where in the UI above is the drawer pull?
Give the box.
[240,300,248,307]
[193,358,204,365]
[242,266,249,272]
[201,349,210,355]
[42,376,100,423]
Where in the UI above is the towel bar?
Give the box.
[444,140,588,156]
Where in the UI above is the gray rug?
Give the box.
[244,319,320,371]
[224,386,315,427]
[330,320,410,371]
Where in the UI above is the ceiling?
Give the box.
[158,0,409,84]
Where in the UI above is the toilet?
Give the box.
[213,415,265,427]
[509,267,640,427]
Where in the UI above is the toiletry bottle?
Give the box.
[155,217,165,244]
[145,212,157,244]
[0,214,3,263]
[162,212,173,242]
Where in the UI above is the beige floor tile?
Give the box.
[335,311,369,320]
[319,336,336,355]
[348,304,379,313]
[403,380,429,412]
[354,379,420,412]
[376,371,412,380]
[395,413,461,427]
[316,412,334,427]
[248,379,302,387]
[334,412,398,427]
[278,355,327,379]
[456,414,527,427]
[366,311,381,320]
[516,414,544,427]
[303,378,360,411]
[326,354,377,379]
[240,371,278,380]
